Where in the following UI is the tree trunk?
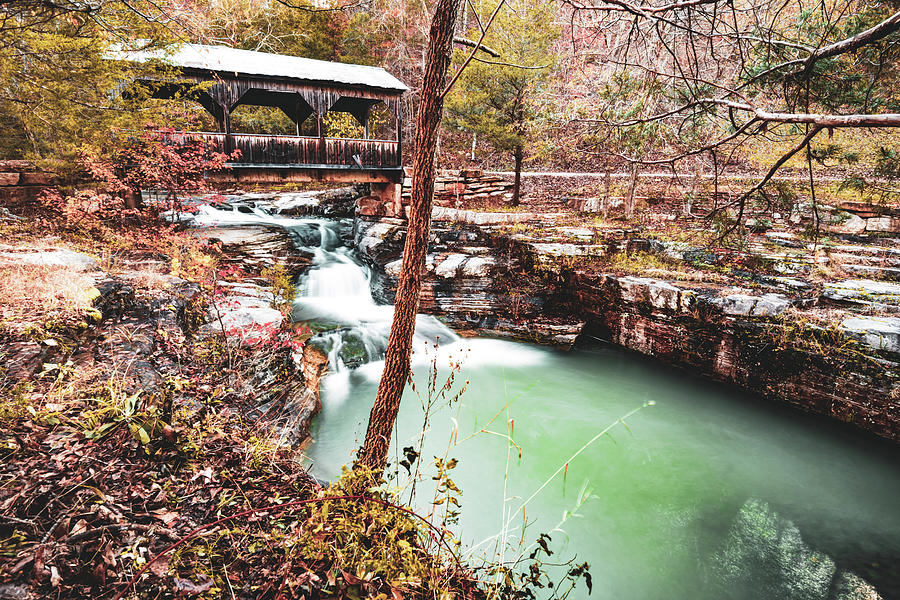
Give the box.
[511,146,523,207]
[357,0,462,472]
[602,166,611,218]
[626,161,638,219]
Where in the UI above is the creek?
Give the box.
[196,206,900,600]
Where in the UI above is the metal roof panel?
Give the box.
[119,43,408,92]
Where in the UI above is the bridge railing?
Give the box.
[160,131,400,169]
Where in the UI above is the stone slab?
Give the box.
[841,316,900,355]
[0,173,20,186]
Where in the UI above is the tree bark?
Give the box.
[356,0,462,472]
[626,161,638,219]
[511,145,523,206]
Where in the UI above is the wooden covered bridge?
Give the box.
[122,43,407,191]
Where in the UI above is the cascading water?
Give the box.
[190,200,900,600]
[290,219,469,404]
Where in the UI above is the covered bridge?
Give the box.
[121,43,407,185]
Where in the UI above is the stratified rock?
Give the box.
[842,265,900,282]
[823,280,900,309]
[192,225,311,277]
[705,292,791,317]
[766,232,805,248]
[840,316,900,355]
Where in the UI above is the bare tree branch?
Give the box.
[453,35,500,57]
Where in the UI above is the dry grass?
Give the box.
[0,262,99,336]
[606,250,729,283]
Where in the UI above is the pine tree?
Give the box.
[445,0,559,205]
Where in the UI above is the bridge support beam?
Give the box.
[204,166,403,185]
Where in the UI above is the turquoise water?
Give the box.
[305,342,900,599]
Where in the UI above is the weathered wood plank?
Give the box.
[159,131,399,169]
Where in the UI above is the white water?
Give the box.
[191,202,546,405]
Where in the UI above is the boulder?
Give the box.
[840,316,900,355]
[708,499,837,600]
[751,293,791,317]
[829,213,867,234]
[865,216,900,233]
[0,248,100,272]
[648,280,680,311]
[712,293,759,316]
[435,253,467,278]
[461,256,495,277]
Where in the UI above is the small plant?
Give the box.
[262,263,297,315]
[79,383,167,450]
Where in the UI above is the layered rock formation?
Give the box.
[351,209,900,443]
[1,225,325,447]
[402,169,516,207]
[353,214,585,347]
[0,160,55,209]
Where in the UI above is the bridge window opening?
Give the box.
[366,103,396,140]
[149,98,217,132]
[323,112,365,139]
[326,96,398,141]
[230,105,296,135]
[123,82,219,132]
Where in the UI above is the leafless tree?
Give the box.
[562,0,900,232]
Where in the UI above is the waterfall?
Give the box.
[291,220,458,375]
[189,201,542,404]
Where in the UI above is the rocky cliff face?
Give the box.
[353,213,586,347]
[351,210,900,443]
[1,224,325,448]
[574,272,899,441]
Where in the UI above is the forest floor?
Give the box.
[0,206,483,599]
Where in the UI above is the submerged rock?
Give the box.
[337,331,369,369]
[831,572,882,600]
[708,499,881,600]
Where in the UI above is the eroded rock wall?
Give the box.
[574,272,900,441]
[352,211,899,443]
[353,215,585,347]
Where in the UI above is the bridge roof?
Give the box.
[120,43,408,93]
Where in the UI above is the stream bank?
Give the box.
[352,207,899,442]
[195,184,898,443]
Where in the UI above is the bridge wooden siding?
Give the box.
[168,132,399,169]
